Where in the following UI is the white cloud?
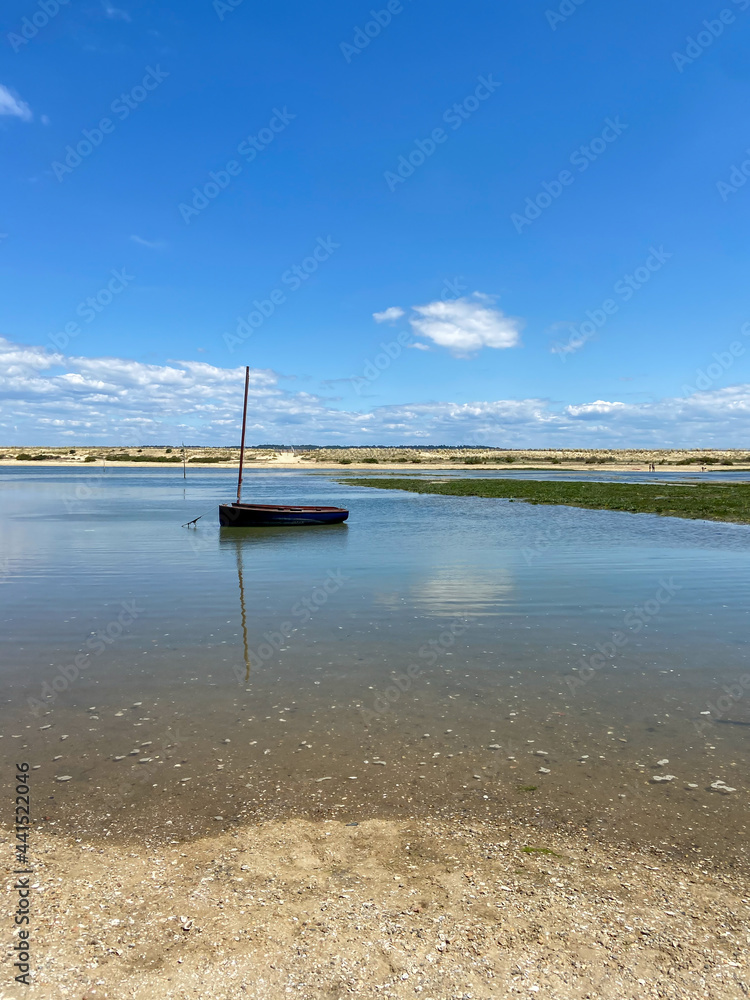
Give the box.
[130,234,166,250]
[550,329,594,358]
[102,1,131,20]
[409,293,522,356]
[564,400,627,417]
[0,85,32,122]
[373,306,405,323]
[1,336,750,446]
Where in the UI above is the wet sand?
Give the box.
[11,653,748,871]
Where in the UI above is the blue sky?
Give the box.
[2,0,750,445]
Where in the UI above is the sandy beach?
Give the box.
[3,815,747,1000]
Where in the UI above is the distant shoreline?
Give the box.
[2,446,748,474]
[4,444,750,479]
[4,458,750,472]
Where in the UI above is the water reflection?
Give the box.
[2,466,749,860]
[218,522,349,547]
[219,524,350,682]
[2,466,749,681]
[233,538,251,683]
[377,567,514,617]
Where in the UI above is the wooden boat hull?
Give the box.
[219,502,349,527]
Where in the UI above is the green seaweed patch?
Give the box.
[522,846,564,857]
[339,477,750,525]
[519,785,538,792]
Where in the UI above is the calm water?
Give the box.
[2,466,749,864]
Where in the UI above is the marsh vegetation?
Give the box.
[341,476,750,524]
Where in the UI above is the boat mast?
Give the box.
[236,366,250,504]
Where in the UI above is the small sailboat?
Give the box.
[218,366,349,528]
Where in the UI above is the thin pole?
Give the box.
[236,366,250,504]
[182,442,186,480]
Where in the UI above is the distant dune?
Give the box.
[2,446,749,470]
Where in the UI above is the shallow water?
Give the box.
[2,467,749,864]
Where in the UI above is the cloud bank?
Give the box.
[1,337,749,447]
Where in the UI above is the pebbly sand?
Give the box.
[3,815,749,1000]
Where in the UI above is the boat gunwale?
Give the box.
[225,502,348,513]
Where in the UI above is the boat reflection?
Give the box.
[234,538,251,683]
[221,525,349,681]
[219,522,348,546]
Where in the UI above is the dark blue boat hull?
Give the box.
[219,503,349,527]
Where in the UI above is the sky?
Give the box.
[2,0,750,447]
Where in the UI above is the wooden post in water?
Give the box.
[182,442,186,480]
[236,366,250,504]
